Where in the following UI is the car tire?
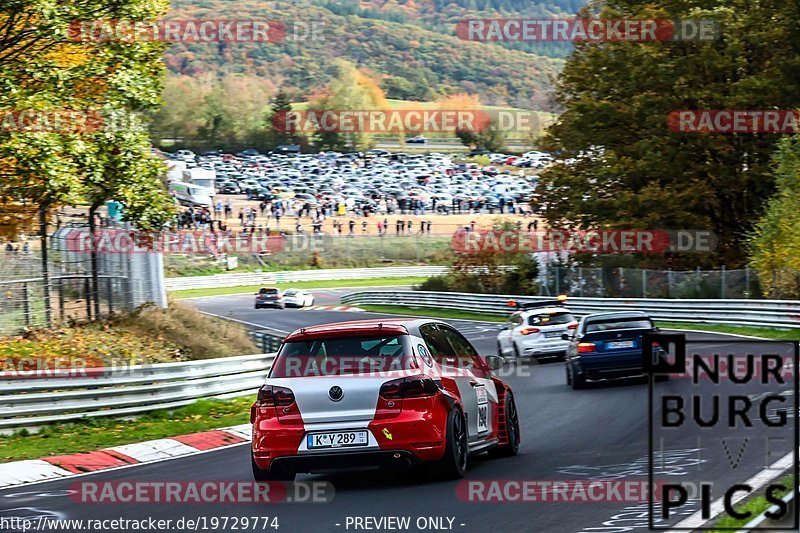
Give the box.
[569,366,587,390]
[251,455,296,482]
[565,364,572,385]
[431,408,468,480]
[496,341,504,357]
[489,392,520,458]
[254,305,261,309]
[514,343,522,359]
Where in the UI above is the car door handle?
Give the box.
[469,380,479,387]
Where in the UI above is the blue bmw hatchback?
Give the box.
[564,311,661,389]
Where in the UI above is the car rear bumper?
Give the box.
[252,407,448,472]
[520,339,570,356]
[271,449,421,474]
[571,352,644,380]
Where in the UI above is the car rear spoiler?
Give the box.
[507,294,568,310]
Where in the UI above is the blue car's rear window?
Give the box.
[585,318,653,333]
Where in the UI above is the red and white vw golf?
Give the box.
[250,318,520,480]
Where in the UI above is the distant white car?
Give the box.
[496,299,578,359]
[281,289,315,308]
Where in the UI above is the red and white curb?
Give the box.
[303,305,365,312]
[0,424,251,489]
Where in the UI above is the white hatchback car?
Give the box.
[282,289,315,308]
[496,301,578,359]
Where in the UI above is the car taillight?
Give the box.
[380,376,439,399]
[577,342,597,353]
[520,327,540,335]
[257,385,295,406]
[567,323,578,330]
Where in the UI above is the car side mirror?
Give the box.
[561,333,571,341]
[652,327,661,333]
[485,355,504,371]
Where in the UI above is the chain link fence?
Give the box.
[539,265,772,299]
[0,222,166,335]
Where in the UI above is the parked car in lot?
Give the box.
[497,299,577,359]
[564,311,662,389]
[254,288,285,309]
[251,318,520,480]
[405,136,427,144]
[282,289,314,308]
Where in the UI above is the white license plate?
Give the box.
[607,341,635,349]
[544,331,563,338]
[307,431,369,449]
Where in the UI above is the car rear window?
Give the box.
[528,312,575,326]
[585,318,654,333]
[259,288,278,295]
[284,290,298,296]
[271,335,412,377]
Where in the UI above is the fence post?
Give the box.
[84,277,92,320]
[57,278,65,323]
[642,269,647,298]
[22,283,31,327]
[106,277,114,315]
[578,267,583,297]
[555,266,560,295]
[619,267,624,295]
[745,267,751,298]
[720,265,726,299]
[667,268,673,298]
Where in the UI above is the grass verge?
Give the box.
[0,397,253,464]
[171,277,429,299]
[710,473,793,531]
[657,321,799,340]
[0,302,257,368]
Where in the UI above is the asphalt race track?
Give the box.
[1,292,796,533]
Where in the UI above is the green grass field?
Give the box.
[0,397,253,464]
[172,276,428,299]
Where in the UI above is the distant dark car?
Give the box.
[564,311,662,389]
[406,136,427,144]
[255,288,285,309]
[218,183,240,194]
[468,149,490,156]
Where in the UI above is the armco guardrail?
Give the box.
[340,290,800,329]
[0,353,275,430]
[166,266,446,292]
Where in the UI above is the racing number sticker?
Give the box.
[476,384,489,434]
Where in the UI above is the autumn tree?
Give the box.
[309,61,388,152]
[748,138,800,298]
[537,0,800,269]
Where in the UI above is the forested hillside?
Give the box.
[164,0,577,109]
